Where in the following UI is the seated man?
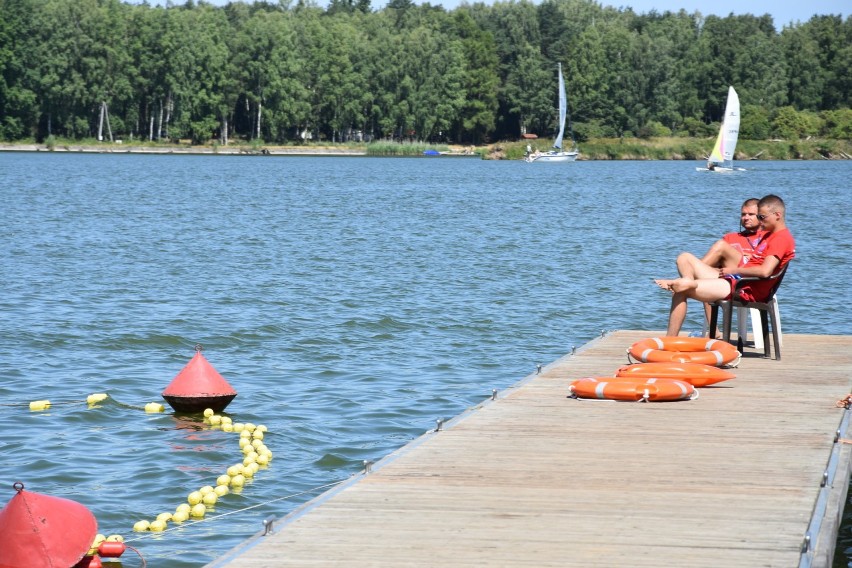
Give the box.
[700,198,765,329]
[655,194,795,337]
[702,197,765,270]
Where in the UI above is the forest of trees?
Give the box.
[0,0,850,146]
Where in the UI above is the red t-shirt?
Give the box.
[722,230,767,267]
[736,228,796,302]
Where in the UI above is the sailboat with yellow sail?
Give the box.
[697,86,745,172]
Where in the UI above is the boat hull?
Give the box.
[696,166,745,173]
[527,151,578,163]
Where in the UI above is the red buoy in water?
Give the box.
[161,345,237,413]
[0,482,97,568]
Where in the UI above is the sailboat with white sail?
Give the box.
[697,86,744,172]
[526,63,578,163]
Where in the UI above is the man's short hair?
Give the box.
[759,194,785,213]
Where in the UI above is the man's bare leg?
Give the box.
[701,239,743,270]
[667,291,690,336]
[662,278,732,336]
[676,252,720,280]
[655,252,717,292]
[700,241,743,333]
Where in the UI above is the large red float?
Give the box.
[0,482,97,568]
[162,345,237,412]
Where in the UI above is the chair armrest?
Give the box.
[731,265,788,300]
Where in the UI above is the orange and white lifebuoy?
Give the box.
[615,362,735,387]
[627,337,740,367]
[568,377,696,402]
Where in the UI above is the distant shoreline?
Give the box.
[2,140,850,161]
[0,143,368,156]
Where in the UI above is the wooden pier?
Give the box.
[207,331,852,568]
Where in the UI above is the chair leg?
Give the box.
[773,296,783,347]
[722,302,734,343]
[709,304,719,339]
[768,300,781,360]
[760,311,771,358]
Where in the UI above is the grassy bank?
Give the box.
[4,137,850,161]
[490,137,852,161]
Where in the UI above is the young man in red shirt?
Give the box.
[655,194,795,337]
[702,198,765,270]
[698,197,765,330]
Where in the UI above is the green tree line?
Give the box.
[0,0,850,145]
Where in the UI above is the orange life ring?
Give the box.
[627,337,740,367]
[568,377,696,402]
[615,362,735,387]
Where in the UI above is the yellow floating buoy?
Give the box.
[88,533,107,555]
[156,512,172,523]
[190,503,206,518]
[214,484,229,497]
[172,510,189,523]
[187,491,203,505]
[29,400,51,411]
[202,492,217,506]
[149,519,166,532]
[203,408,214,418]
[230,474,246,487]
[216,475,231,487]
[145,402,164,413]
[87,393,109,405]
[133,520,150,532]
[106,534,124,542]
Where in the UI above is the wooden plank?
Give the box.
[207,331,852,568]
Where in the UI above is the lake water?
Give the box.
[1,152,850,567]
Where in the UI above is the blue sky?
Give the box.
[598,0,847,27]
[137,0,848,27]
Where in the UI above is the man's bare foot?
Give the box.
[654,278,675,291]
[667,277,696,293]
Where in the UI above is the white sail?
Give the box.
[553,63,566,151]
[526,63,578,163]
[708,86,740,168]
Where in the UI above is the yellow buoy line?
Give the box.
[16,393,166,412]
[122,478,350,543]
[129,407,274,534]
[20,394,312,545]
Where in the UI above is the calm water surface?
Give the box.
[1,153,850,566]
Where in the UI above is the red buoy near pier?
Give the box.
[0,482,97,568]
[161,345,237,413]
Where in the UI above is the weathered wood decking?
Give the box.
[208,331,852,568]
